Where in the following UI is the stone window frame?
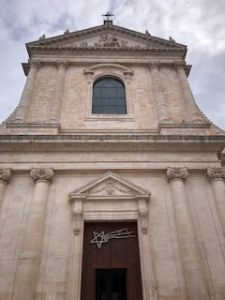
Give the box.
[84,64,134,121]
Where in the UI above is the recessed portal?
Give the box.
[81,222,143,300]
[96,268,126,300]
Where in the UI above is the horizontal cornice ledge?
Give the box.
[159,123,210,128]
[22,60,190,76]
[69,194,149,203]
[6,122,60,128]
[0,135,224,153]
[28,46,186,56]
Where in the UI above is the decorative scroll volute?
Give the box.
[30,168,54,182]
[0,168,11,184]
[207,167,225,181]
[167,167,189,182]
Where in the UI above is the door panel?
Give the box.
[81,222,143,300]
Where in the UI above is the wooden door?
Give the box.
[81,222,143,300]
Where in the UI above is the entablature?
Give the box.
[22,59,191,76]
[0,134,224,154]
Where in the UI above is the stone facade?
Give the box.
[0,20,225,300]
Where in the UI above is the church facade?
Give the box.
[0,19,225,300]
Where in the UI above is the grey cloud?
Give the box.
[189,50,225,129]
[0,0,224,129]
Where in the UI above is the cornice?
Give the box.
[159,123,210,128]
[22,60,190,76]
[27,45,185,56]
[27,23,186,50]
[6,122,60,128]
[0,135,224,153]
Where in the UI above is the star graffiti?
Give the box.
[90,228,136,248]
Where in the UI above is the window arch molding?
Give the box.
[92,75,127,115]
[84,64,134,120]
[84,63,133,84]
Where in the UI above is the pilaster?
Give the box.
[14,62,40,123]
[150,65,169,123]
[11,168,54,300]
[0,169,11,208]
[167,167,210,300]
[207,167,225,235]
[48,62,68,124]
[176,66,201,123]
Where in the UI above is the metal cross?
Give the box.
[102,11,114,21]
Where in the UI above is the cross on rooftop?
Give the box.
[102,11,114,21]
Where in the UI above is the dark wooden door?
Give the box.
[81,222,143,300]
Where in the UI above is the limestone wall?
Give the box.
[7,62,210,132]
[0,165,225,300]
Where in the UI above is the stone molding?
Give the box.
[22,59,190,76]
[67,172,155,300]
[6,122,60,128]
[84,63,133,74]
[23,60,68,76]
[22,61,42,75]
[69,172,150,234]
[0,139,224,153]
[56,62,69,70]
[159,123,210,128]
[84,63,133,84]
[0,168,11,184]
[207,167,225,181]
[167,167,189,181]
[28,23,185,49]
[28,23,186,49]
[30,168,54,182]
[27,46,186,60]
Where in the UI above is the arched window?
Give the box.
[92,77,126,114]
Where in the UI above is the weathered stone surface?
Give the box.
[0,21,225,300]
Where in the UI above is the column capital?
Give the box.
[149,63,159,71]
[207,167,225,181]
[167,167,189,182]
[57,61,69,70]
[30,168,54,183]
[0,168,11,184]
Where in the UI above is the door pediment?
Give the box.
[69,172,150,235]
[69,171,150,201]
[67,173,154,300]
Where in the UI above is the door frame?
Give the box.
[66,172,157,300]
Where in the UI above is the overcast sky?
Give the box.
[0,0,225,129]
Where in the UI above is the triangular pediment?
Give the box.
[27,23,186,52]
[69,172,150,200]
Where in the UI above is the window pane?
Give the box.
[102,81,116,88]
[117,106,127,114]
[93,98,102,106]
[93,77,126,114]
[102,87,117,98]
[93,88,101,98]
[116,98,125,105]
[117,87,125,98]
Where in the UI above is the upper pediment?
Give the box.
[26,23,186,54]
